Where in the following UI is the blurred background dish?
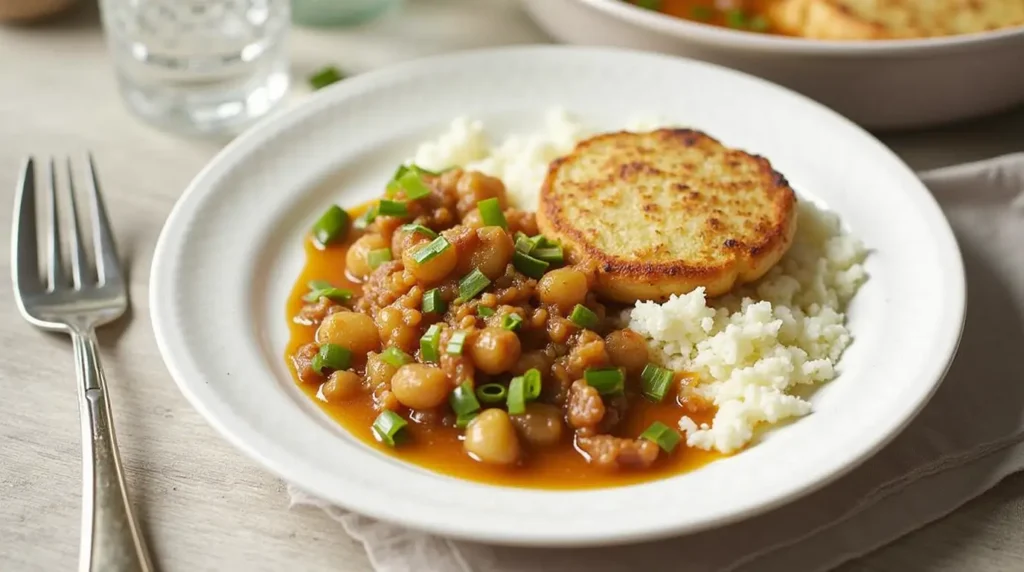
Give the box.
[0,0,76,22]
[521,0,1024,130]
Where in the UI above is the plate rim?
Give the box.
[150,45,967,546]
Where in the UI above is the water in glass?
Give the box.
[100,0,290,135]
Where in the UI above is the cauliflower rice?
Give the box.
[409,110,868,454]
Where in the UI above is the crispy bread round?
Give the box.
[537,129,797,303]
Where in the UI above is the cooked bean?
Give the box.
[403,238,458,283]
[391,363,450,409]
[347,233,388,279]
[322,370,363,402]
[375,306,420,352]
[511,350,553,376]
[391,227,430,258]
[510,403,564,447]
[605,329,649,376]
[469,327,521,375]
[316,311,381,355]
[365,352,398,390]
[461,209,484,229]
[464,409,520,465]
[456,171,507,215]
[538,267,589,312]
[467,226,514,280]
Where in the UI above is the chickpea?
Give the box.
[375,306,420,352]
[316,311,381,355]
[511,350,552,376]
[510,403,564,447]
[605,329,650,376]
[457,171,507,212]
[391,364,450,410]
[461,209,484,229]
[365,352,398,390]
[469,327,521,375]
[462,227,514,280]
[464,409,520,465]
[322,370,363,402]
[391,227,429,258]
[403,239,458,283]
[538,267,589,313]
[347,234,388,280]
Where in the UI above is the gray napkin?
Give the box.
[290,154,1024,572]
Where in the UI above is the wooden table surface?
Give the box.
[2,1,1024,570]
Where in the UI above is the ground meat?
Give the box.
[566,380,605,429]
[356,261,417,315]
[504,209,538,236]
[564,330,609,380]
[598,393,628,433]
[292,343,321,384]
[576,435,660,469]
[296,297,343,325]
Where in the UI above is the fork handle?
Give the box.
[72,329,155,572]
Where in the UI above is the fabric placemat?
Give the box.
[290,153,1024,572]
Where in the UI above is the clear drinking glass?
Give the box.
[99,0,291,135]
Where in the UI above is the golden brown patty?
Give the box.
[769,0,1024,40]
[537,129,797,303]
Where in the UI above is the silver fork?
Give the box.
[11,156,155,572]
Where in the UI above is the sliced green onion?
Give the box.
[420,324,442,363]
[725,9,746,28]
[367,248,393,269]
[312,205,351,246]
[523,368,542,400]
[569,304,599,329]
[477,306,495,317]
[380,347,413,368]
[372,410,408,447]
[354,204,378,230]
[475,383,507,404]
[455,412,478,429]
[507,375,527,415]
[641,363,674,402]
[512,250,549,279]
[399,224,438,239]
[311,343,352,374]
[398,170,432,200]
[303,280,353,303]
[640,421,681,453]
[584,367,625,395]
[385,179,402,197]
[532,246,563,265]
[748,14,769,31]
[392,164,411,181]
[309,66,344,90]
[457,269,491,302]
[411,236,451,265]
[377,199,408,217]
[476,198,507,229]
[446,330,468,355]
[450,381,481,417]
[501,313,523,331]
[635,0,661,10]
[690,5,713,19]
[514,234,535,254]
[422,288,446,314]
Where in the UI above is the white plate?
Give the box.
[150,46,965,546]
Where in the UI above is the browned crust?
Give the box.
[538,129,798,302]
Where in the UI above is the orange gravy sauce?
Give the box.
[285,203,725,489]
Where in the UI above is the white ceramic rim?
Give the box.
[581,0,1024,55]
[150,45,967,546]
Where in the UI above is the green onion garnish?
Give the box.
[523,368,542,400]
[371,410,408,447]
[399,224,438,239]
[514,234,535,254]
[397,170,432,200]
[690,5,713,20]
[583,367,625,395]
[569,304,599,329]
[640,421,681,453]
[420,324,442,363]
[311,343,352,374]
[302,280,353,303]
[512,250,549,279]
[748,15,769,31]
[475,383,507,404]
[457,269,491,302]
[725,9,746,28]
[635,0,661,10]
[477,306,496,317]
[380,347,413,368]
[641,363,674,402]
[367,248,393,269]
[446,330,468,355]
[455,412,478,429]
[450,381,481,417]
[311,205,351,246]
[353,204,378,230]
[532,246,563,265]
[309,66,344,90]
[378,199,408,217]
[476,198,507,229]
[411,236,451,265]
[507,375,527,415]
[501,313,523,331]
[422,288,446,314]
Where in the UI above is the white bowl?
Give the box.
[521,0,1024,130]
